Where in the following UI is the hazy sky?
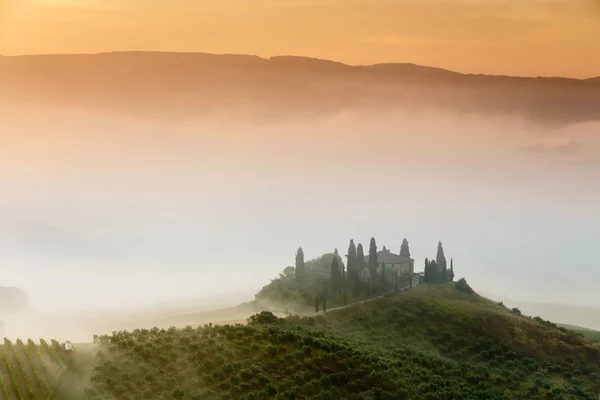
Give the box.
[1,103,599,313]
[1,0,600,78]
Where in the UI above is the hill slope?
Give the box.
[559,324,600,343]
[2,52,599,127]
[77,283,600,399]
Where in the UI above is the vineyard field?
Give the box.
[0,338,97,400]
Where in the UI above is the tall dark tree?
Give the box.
[400,238,411,258]
[355,243,366,297]
[429,260,438,283]
[347,239,358,283]
[334,248,344,272]
[315,295,320,313]
[380,261,386,293]
[449,258,455,281]
[295,247,305,282]
[424,258,430,283]
[331,254,342,294]
[436,241,447,283]
[356,243,366,273]
[368,237,378,278]
[322,293,327,313]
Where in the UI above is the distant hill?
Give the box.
[518,303,600,332]
[558,324,600,342]
[14,283,598,399]
[1,51,599,127]
[479,291,600,332]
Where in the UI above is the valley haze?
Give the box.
[0,51,599,341]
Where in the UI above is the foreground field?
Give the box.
[6,283,600,399]
[0,338,98,399]
[85,284,600,399]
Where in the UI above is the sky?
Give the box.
[1,0,599,78]
[0,0,599,329]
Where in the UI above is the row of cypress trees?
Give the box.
[296,239,455,313]
[296,237,413,312]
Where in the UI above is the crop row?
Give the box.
[0,338,67,400]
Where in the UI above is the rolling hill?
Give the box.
[6,282,599,399]
[1,52,599,127]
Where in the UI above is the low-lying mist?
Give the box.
[1,102,599,339]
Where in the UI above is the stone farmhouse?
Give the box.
[363,247,415,277]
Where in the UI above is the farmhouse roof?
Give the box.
[364,249,413,264]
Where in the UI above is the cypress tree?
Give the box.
[356,244,366,275]
[436,241,447,282]
[331,255,341,293]
[368,237,378,278]
[429,260,438,283]
[295,247,305,283]
[424,258,429,283]
[355,244,366,297]
[380,260,386,293]
[322,293,327,313]
[347,239,357,284]
[400,238,411,258]
[334,248,342,264]
[315,295,320,313]
[449,258,455,281]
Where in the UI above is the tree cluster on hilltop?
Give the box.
[423,241,455,283]
[256,238,458,312]
[255,236,415,312]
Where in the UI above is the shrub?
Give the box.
[455,278,474,295]
[247,311,280,326]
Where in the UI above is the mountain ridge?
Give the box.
[1,50,595,81]
[2,51,599,127]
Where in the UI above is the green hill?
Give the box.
[69,282,600,399]
[4,282,599,399]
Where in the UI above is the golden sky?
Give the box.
[1,0,599,77]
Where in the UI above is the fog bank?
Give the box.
[1,104,599,322]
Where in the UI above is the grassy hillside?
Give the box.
[4,283,599,399]
[75,283,600,400]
